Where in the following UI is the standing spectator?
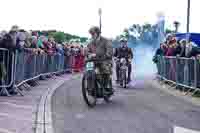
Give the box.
[153,43,164,63]
[1,25,20,95]
[0,31,7,41]
[173,40,182,56]
[187,43,200,58]
[79,45,85,71]
[185,40,193,57]
[31,36,38,48]
[165,37,177,56]
[56,43,64,55]
[16,29,27,51]
[37,36,44,49]
[179,39,187,57]
[43,37,54,55]
[24,31,32,48]
[6,25,19,50]
[63,44,72,73]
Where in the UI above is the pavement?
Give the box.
[0,74,71,133]
[51,74,200,133]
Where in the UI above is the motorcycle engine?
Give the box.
[120,58,126,66]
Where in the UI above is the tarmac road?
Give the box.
[51,74,200,133]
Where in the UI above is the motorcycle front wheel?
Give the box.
[120,70,127,88]
[123,72,127,88]
[82,74,97,108]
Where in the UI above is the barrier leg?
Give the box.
[14,85,24,96]
[166,83,177,90]
[22,83,31,91]
[170,84,177,90]
[0,79,11,96]
[34,80,39,85]
[192,89,200,96]
[25,82,31,88]
[159,79,164,84]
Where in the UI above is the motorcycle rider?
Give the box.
[86,26,113,94]
[114,37,133,83]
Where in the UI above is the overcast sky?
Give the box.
[0,0,198,38]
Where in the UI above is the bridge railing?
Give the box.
[0,48,74,96]
[156,56,200,94]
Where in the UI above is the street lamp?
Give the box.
[98,8,102,32]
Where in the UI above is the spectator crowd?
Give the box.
[0,25,85,58]
[0,25,85,95]
[153,33,200,63]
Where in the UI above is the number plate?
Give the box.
[86,62,94,71]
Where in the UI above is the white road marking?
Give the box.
[0,128,16,133]
[174,126,200,133]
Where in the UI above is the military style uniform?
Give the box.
[86,36,113,74]
[114,47,133,82]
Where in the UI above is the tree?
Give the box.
[65,33,73,41]
[165,28,173,34]
[53,32,66,43]
[173,21,180,33]
[80,37,88,43]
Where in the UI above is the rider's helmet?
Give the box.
[89,26,101,35]
[119,37,128,42]
[120,37,128,48]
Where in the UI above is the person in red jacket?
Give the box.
[73,45,81,72]
[78,45,84,71]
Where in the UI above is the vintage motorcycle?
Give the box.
[82,57,114,107]
[115,57,130,88]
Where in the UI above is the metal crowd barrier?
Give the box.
[156,56,200,95]
[0,49,74,96]
[0,48,15,95]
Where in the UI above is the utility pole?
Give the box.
[186,0,191,43]
[185,0,191,57]
[187,0,190,33]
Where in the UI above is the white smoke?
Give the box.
[131,43,157,78]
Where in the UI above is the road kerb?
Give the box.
[149,79,200,107]
[36,75,73,133]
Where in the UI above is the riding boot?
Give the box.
[127,63,132,83]
[116,64,120,83]
[104,74,114,95]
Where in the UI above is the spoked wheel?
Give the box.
[120,70,123,87]
[82,75,97,108]
[120,70,127,88]
[123,72,127,88]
